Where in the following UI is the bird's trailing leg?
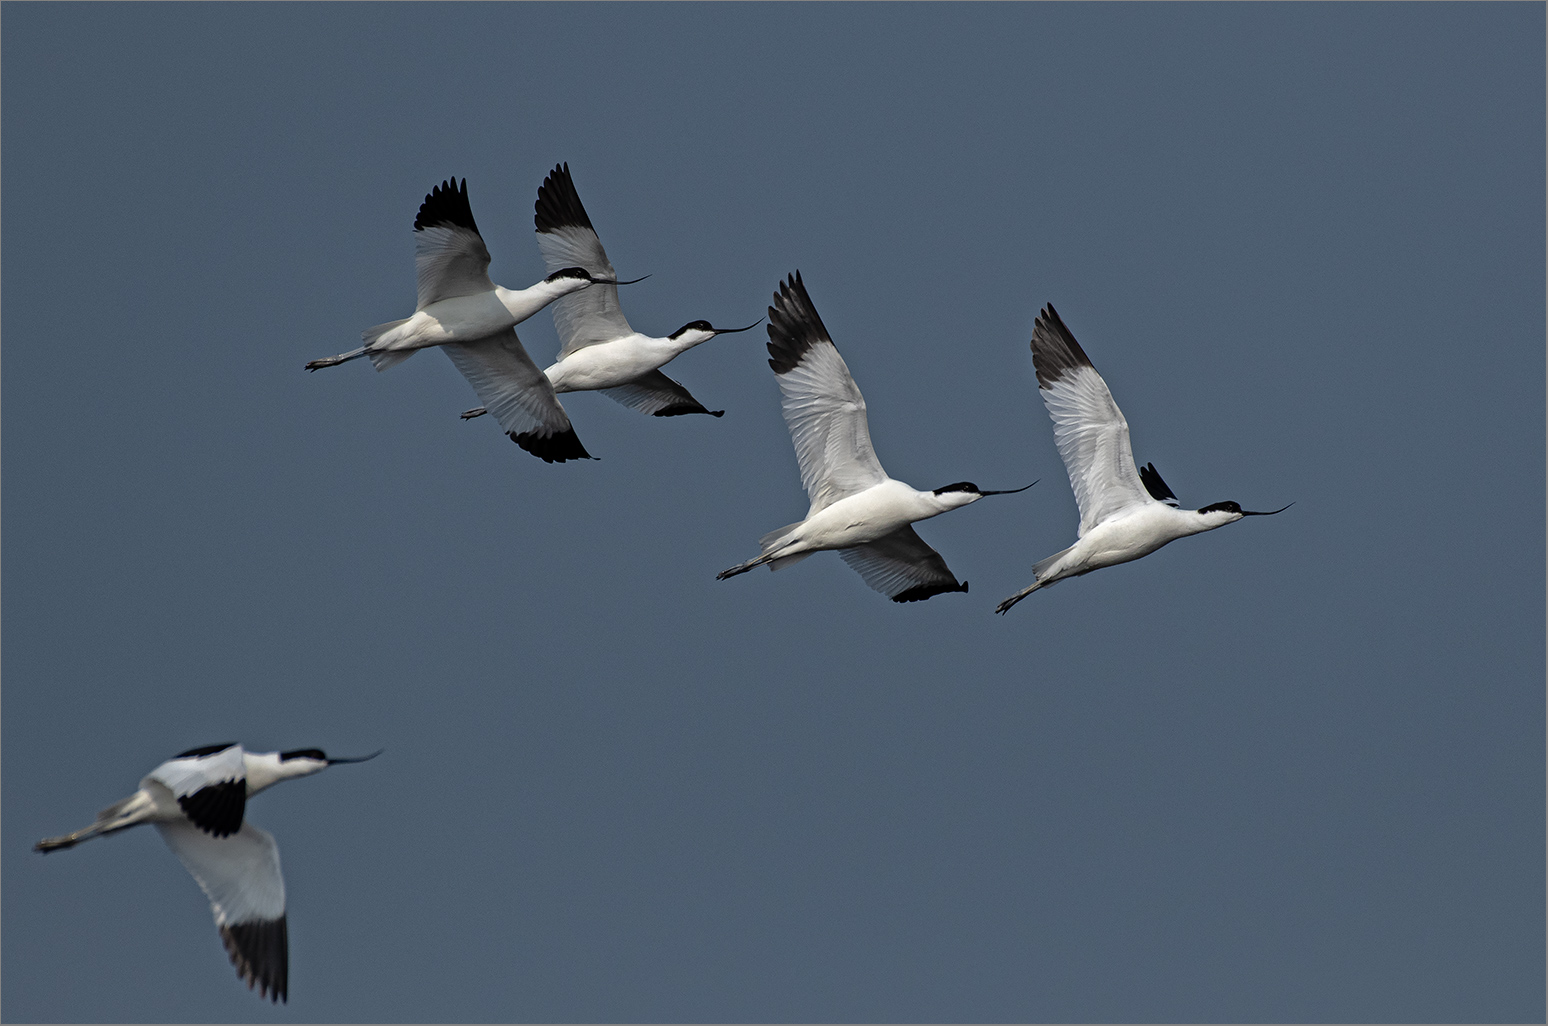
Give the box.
[305,347,370,372]
[716,554,777,580]
[36,790,158,852]
[460,406,488,420]
[994,581,1043,615]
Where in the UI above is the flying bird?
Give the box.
[307,177,623,462]
[35,743,380,1002]
[995,305,1289,614]
[717,272,1032,602]
[460,162,758,427]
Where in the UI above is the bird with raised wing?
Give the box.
[460,162,758,427]
[36,743,380,1003]
[717,272,1033,602]
[995,305,1289,614]
[307,177,627,462]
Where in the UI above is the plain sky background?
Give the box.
[3,4,1543,1022]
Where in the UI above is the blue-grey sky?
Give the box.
[3,3,1543,1022]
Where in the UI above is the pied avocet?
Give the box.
[36,743,379,1002]
[718,272,1032,602]
[996,305,1289,614]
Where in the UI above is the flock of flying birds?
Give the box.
[35,164,1288,1004]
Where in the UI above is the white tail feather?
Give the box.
[1032,545,1074,583]
[759,522,804,553]
[361,318,410,346]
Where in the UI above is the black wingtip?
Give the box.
[221,916,288,1004]
[510,428,595,463]
[534,162,596,234]
[1030,303,1095,389]
[414,177,479,235]
[766,270,835,375]
[1138,461,1178,504]
[891,579,970,603]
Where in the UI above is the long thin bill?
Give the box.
[327,750,384,765]
[980,481,1038,496]
[1241,502,1294,516]
[711,318,765,334]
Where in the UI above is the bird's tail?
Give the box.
[718,523,811,580]
[358,319,415,372]
[994,546,1074,615]
[367,349,417,372]
[758,523,804,554]
[36,790,157,853]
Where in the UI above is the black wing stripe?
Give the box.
[221,916,288,1003]
[534,163,596,234]
[414,178,479,235]
[654,404,724,418]
[510,427,594,463]
[178,780,246,838]
[766,271,835,375]
[175,743,238,759]
[1030,303,1096,389]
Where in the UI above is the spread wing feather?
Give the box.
[838,526,969,602]
[534,163,632,358]
[413,178,494,310]
[600,370,723,418]
[1031,305,1152,536]
[157,820,288,1002]
[765,272,887,515]
[441,331,592,463]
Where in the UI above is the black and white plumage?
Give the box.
[307,177,609,462]
[462,163,755,427]
[35,743,379,1003]
[717,272,1032,603]
[995,305,1289,614]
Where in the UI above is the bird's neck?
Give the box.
[242,753,321,795]
[495,280,573,324]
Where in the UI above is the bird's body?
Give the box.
[543,328,717,394]
[762,479,973,559]
[460,163,756,424]
[36,743,378,1003]
[718,272,1031,602]
[996,305,1287,614]
[361,282,590,359]
[307,176,606,462]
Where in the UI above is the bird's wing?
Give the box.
[838,526,969,602]
[765,272,888,515]
[414,178,495,311]
[534,163,633,358]
[1031,305,1152,536]
[600,369,724,418]
[148,745,248,839]
[441,331,592,463]
[157,820,288,1003]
